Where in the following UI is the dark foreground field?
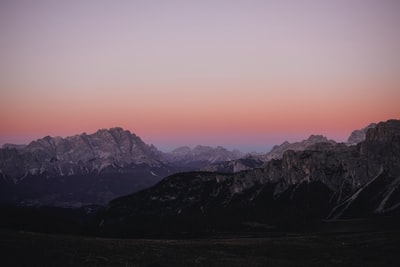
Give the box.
[1,227,399,267]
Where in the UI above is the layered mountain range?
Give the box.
[0,121,384,210]
[0,129,245,207]
[100,119,400,236]
[203,124,378,173]
[203,135,338,173]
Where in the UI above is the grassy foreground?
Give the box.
[0,228,399,267]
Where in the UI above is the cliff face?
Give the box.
[328,119,400,219]
[0,127,165,181]
[347,123,377,145]
[201,134,338,173]
[101,119,400,235]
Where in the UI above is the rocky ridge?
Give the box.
[347,123,377,145]
[163,145,244,170]
[0,121,393,210]
[0,127,167,181]
[101,119,400,236]
[0,128,247,207]
[202,134,337,173]
[264,134,337,161]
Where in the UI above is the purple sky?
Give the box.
[1,0,399,152]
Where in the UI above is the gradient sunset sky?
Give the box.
[1,0,399,152]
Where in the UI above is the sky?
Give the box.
[0,0,399,152]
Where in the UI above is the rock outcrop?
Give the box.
[264,134,337,161]
[347,123,377,145]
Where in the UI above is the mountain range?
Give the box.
[163,145,244,170]
[202,125,377,173]
[0,129,244,207]
[202,134,338,173]
[0,120,385,211]
[99,119,400,236]
[0,128,170,206]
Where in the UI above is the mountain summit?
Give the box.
[1,127,165,179]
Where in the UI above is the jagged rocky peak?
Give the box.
[299,134,336,145]
[23,127,158,163]
[0,127,166,179]
[264,134,336,161]
[347,123,377,145]
[365,119,400,142]
[164,145,244,169]
[201,134,339,173]
[306,134,329,143]
[0,127,172,206]
[271,141,290,150]
[83,127,154,160]
[93,127,138,144]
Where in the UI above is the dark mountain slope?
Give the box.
[100,119,400,236]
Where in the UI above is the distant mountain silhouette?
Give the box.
[163,145,244,170]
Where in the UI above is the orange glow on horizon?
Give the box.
[1,1,400,151]
[1,80,398,150]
